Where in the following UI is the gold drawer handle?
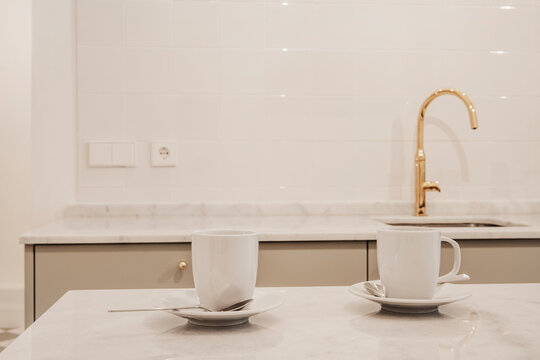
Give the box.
[178,260,188,270]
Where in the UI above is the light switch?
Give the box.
[88,143,112,167]
[112,143,135,167]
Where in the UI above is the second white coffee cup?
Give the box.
[191,230,259,311]
[377,226,461,299]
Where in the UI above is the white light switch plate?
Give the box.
[88,143,112,167]
[88,142,135,167]
[151,141,177,167]
[112,143,135,167]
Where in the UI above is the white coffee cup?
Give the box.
[377,226,461,299]
[191,230,259,311]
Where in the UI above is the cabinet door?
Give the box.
[258,241,367,286]
[35,244,193,318]
[367,239,540,283]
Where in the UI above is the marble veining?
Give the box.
[20,201,540,244]
[1,284,539,359]
[64,200,540,218]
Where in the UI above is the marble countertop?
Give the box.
[2,284,540,359]
[20,201,540,244]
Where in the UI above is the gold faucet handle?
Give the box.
[423,181,441,192]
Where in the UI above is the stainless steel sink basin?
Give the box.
[377,217,526,228]
[384,222,504,228]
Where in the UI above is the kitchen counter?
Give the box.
[20,201,540,244]
[2,284,540,359]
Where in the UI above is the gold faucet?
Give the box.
[414,89,478,216]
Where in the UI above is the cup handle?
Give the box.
[438,236,461,283]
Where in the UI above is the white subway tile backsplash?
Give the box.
[221,2,265,48]
[264,50,312,94]
[124,48,174,93]
[422,96,537,142]
[308,4,359,50]
[399,5,445,50]
[265,2,312,49]
[356,97,411,141]
[78,94,125,141]
[174,142,220,187]
[221,50,265,93]
[122,187,175,202]
[78,47,124,93]
[125,95,175,140]
[215,187,267,202]
[78,187,126,203]
[171,187,221,202]
[77,0,123,46]
[445,52,540,96]
[532,143,540,178]
[442,6,535,51]
[535,6,540,51]
[266,96,313,140]
[310,97,358,141]
[173,1,220,47]
[425,141,492,187]
[447,0,534,6]
[354,141,409,187]
[266,141,319,187]
[77,0,540,202]
[173,96,220,140]
[173,49,221,93]
[354,5,402,50]
[310,52,357,95]
[401,52,445,97]
[357,52,403,96]
[217,142,269,187]
[308,142,361,187]
[125,0,173,47]
[487,141,535,187]
[219,96,268,140]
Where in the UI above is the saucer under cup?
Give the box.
[349,282,470,314]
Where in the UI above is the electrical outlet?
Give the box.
[151,142,177,167]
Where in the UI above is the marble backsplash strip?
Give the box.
[64,200,540,218]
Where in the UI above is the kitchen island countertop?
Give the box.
[2,284,539,359]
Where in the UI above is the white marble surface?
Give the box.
[2,285,540,359]
[20,201,540,244]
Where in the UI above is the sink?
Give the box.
[383,221,503,228]
[377,217,527,228]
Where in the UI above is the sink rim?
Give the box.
[373,216,528,228]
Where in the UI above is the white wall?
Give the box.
[76,0,540,203]
[0,0,76,328]
[0,0,32,327]
[32,0,77,226]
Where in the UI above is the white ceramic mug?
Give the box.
[191,230,259,311]
[377,226,461,299]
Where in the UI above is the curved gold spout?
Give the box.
[414,89,478,216]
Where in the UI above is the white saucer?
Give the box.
[349,282,471,314]
[153,289,283,327]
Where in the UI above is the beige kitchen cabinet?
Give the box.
[257,241,366,286]
[28,243,194,325]
[25,241,367,326]
[367,239,540,283]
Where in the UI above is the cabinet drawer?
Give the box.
[257,241,367,286]
[35,244,193,318]
[367,240,540,284]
